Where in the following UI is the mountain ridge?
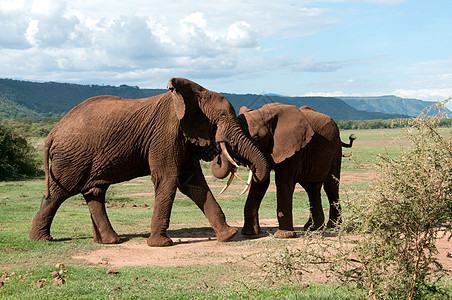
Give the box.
[0,78,447,120]
[338,96,446,117]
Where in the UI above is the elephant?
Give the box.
[28,78,269,247]
[211,103,355,238]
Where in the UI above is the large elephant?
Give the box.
[211,103,354,238]
[29,78,269,247]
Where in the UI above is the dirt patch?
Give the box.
[74,171,450,282]
[73,236,259,268]
[73,220,280,268]
[340,171,376,183]
[73,220,451,281]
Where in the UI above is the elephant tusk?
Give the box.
[240,169,254,195]
[219,173,235,195]
[233,171,245,182]
[220,142,239,168]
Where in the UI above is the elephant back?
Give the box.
[299,106,340,144]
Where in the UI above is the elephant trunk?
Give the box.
[211,154,233,179]
[214,119,269,183]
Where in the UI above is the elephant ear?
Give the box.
[239,106,253,115]
[267,104,315,164]
[167,78,210,146]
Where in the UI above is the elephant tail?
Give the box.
[341,134,356,148]
[44,138,52,199]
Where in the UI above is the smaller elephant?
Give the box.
[213,103,355,238]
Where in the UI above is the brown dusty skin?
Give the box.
[28,78,268,248]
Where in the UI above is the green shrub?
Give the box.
[336,117,452,130]
[0,124,42,180]
[341,101,452,299]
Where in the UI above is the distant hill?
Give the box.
[339,96,449,117]
[222,93,406,120]
[0,78,444,121]
[0,78,166,119]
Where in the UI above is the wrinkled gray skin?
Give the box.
[211,103,354,238]
[29,78,269,247]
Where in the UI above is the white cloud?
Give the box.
[0,5,33,49]
[2,0,282,79]
[0,0,26,11]
[303,89,452,104]
[365,0,406,4]
[393,88,452,101]
[91,16,166,61]
[293,56,344,72]
[182,12,207,29]
[293,56,388,73]
[31,0,50,14]
[304,91,349,97]
[0,0,446,102]
[226,21,258,48]
[32,7,82,47]
[308,0,405,4]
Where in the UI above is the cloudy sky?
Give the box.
[1,0,451,108]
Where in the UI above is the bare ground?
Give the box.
[73,171,451,281]
[72,221,451,282]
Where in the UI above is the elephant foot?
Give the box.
[29,229,53,241]
[303,222,324,231]
[147,235,173,247]
[216,226,238,242]
[274,230,297,239]
[29,215,54,241]
[326,219,341,229]
[93,232,121,244]
[241,225,261,236]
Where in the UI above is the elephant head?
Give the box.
[211,102,315,189]
[240,103,315,164]
[168,78,269,183]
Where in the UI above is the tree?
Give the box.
[0,124,42,180]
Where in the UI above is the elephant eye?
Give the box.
[219,112,227,117]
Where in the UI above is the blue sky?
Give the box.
[1,0,451,109]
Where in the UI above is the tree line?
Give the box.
[336,117,452,129]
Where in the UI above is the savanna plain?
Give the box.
[1,128,451,299]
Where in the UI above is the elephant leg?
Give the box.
[324,173,342,228]
[147,175,178,247]
[302,183,325,230]
[242,178,270,236]
[178,160,238,242]
[29,179,71,241]
[83,187,120,244]
[274,170,297,238]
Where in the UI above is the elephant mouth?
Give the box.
[216,142,255,195]
[211,117,269,194]
[219,168,253,195]
[220,142,240,168]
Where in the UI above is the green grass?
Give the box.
[0,264,366,299]
[1,127,450,299]
[341,127,451,171]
